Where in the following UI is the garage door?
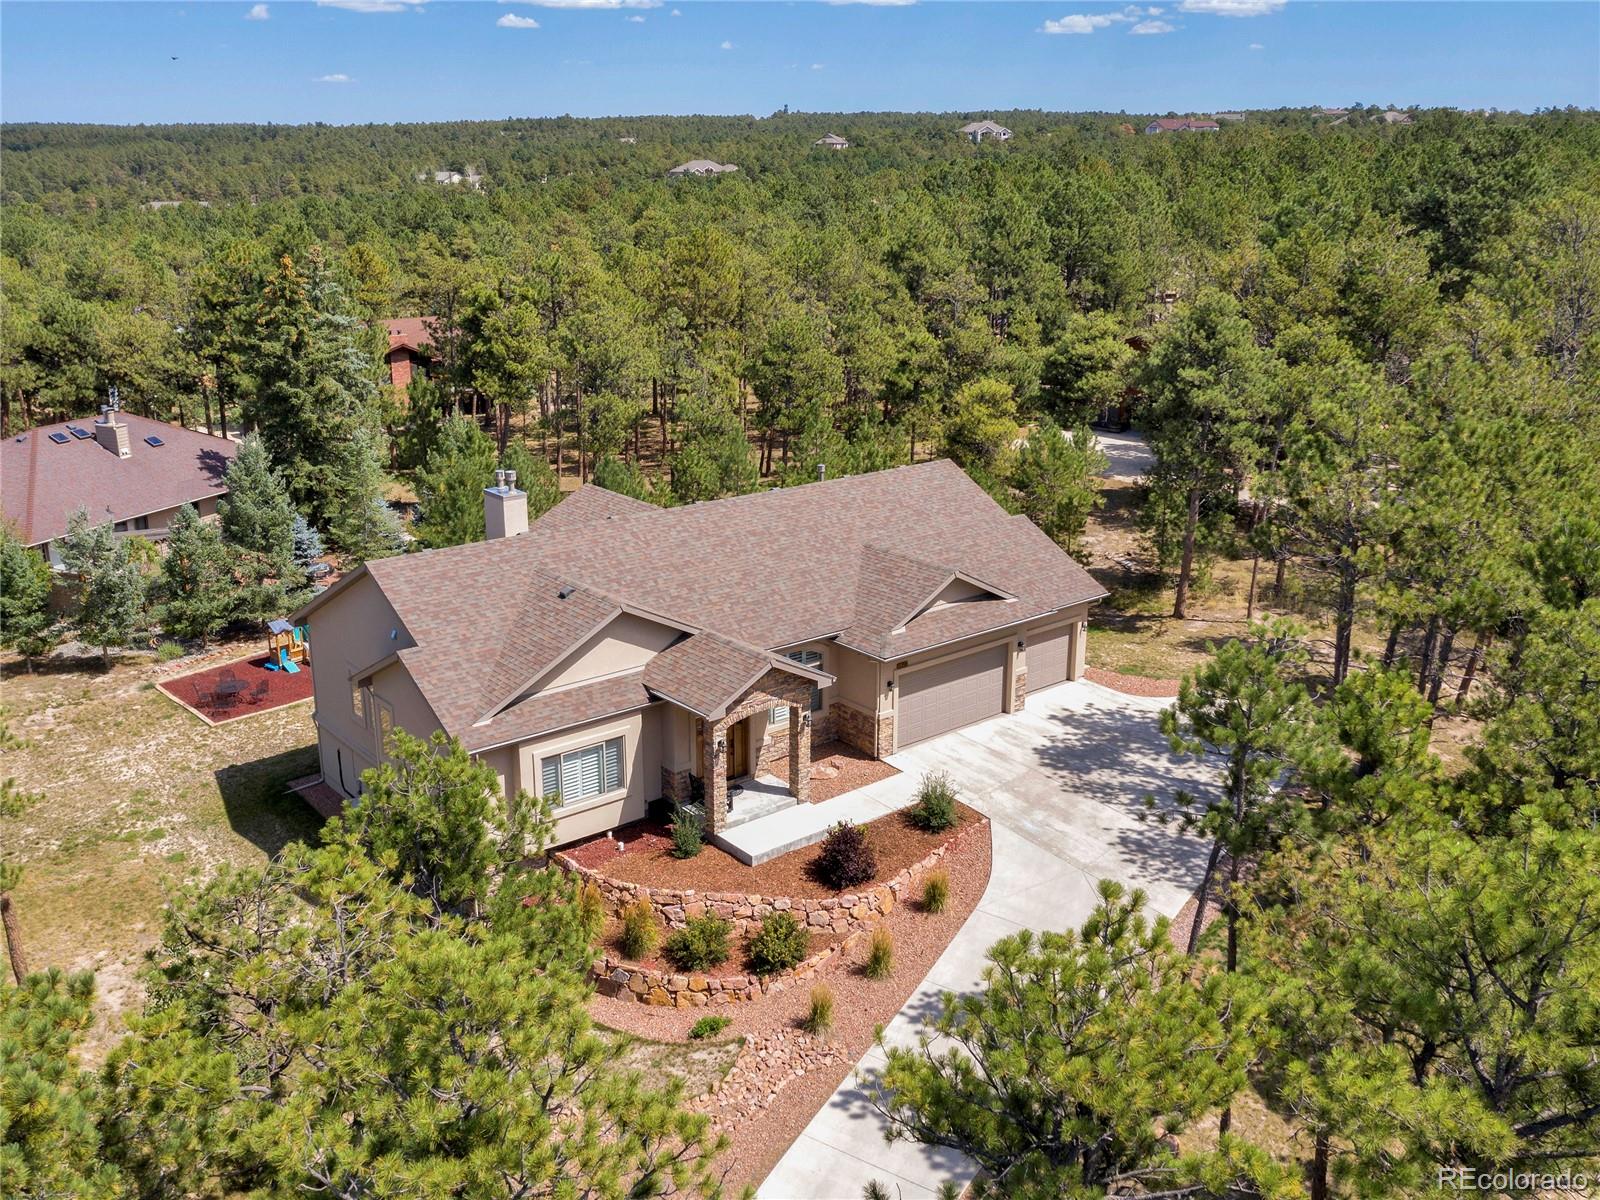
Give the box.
[1026,625,1072,692]
[897,645,1007,747]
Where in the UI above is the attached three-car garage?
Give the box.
[896,644,1008,747]
[1026,624,1073,692]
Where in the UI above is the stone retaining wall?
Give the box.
[568,815,989,1005]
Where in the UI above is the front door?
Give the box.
[727,717,751,779]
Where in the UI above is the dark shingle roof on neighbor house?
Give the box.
[303,460,1105,742]
[1,414,237,547]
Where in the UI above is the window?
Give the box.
[352,682,368,726]
[772,650,824,724]
[132,515,149,531]
[542,737,624,806]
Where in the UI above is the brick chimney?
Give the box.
[483,469,528,540]
[94,406,130,459]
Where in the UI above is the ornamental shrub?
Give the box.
[749,911,810,975]
[576,880,607,941]
[802,984,834,1036]
[670,812,703,859]
[689,1015,731,1040]
[813,820,876,890]
[664,914,731,971]
[619,899,658,961]
[909,770,959,832]
[864,927,895,980]
[921,869,951,914]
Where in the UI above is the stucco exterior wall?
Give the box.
[532,613,684,694]
[524,703,664,847]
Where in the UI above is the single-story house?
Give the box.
[1144,117,1221,134]
[294,460,1106,848]
[1381,110,1415,125]
[813,134,850,150]
[384,316,442,390]
[1,409,237,566]
[668,160,739,177]
[959,120,1012,144]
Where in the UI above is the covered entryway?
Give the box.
[1026,625,1072,692]
[896,644,1006,747]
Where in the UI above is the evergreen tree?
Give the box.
[325,428,403,562]
[414,415,498,549]
[0,759,43,983]
[1010,418,1105,553]
[57,510,144,664]
[1037,311,1136,426]
[592,454,655,502]
[156,505,238,648]
[1140,291,1271,618]
[394,373,449,472]
[0,528,58,671]
[217,434,298,619]
[289,515,324,574]
[668,393,758,504]
[500,441,561,521]
[939,377,1019,482]
[871,882,1289,1200]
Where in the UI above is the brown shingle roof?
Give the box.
[641,632,832,720]
[385,316,443,355]
[305,461,1104,738]
[460,671,654,753]
[1,414,237,547]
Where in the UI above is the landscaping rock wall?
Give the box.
[562,815,989,1005]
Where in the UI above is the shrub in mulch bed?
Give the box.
[809,821,877,891]
[907,770,959,833]
[689,1015,731,1040]
[664,915,733,971]
[747,912,810,976]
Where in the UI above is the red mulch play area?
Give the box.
[158,655,315,723]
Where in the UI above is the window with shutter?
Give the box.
[541,737,625,806]
[772,650,824,723]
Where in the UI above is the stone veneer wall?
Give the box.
[564,816,989,1006]
[1012,658,1028,711]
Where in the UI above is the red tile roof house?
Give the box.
[293,460,1106,854]
[1,409,237,567]
[384,316,443,390]
[1144,117,1221,134]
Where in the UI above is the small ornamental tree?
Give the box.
[0,526,59,670]
[1010,418,1105,554]
[871,882,1287,1200]
[218,434,298,584]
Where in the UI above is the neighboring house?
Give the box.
[419,167,485,189]
[384,316,442,390]
[294,461,1105,849]
[813,134,850,150]
[1,409,237,566]
[1319,107,1350,117]
[1214,112,1245,122]
[618,136,638,144]
[1381,109,1415,125]
[668,159,739,176]
[1144,117,1221,134]
[959,120,1012,144]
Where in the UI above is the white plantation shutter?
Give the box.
[773,650,824,722]
[541,755,561,798]
[603,738,622,791]
[543,738,625,806]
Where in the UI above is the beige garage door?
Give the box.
[1026,625,1072,692]
[897,644,1007,747]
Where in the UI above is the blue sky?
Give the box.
[2,2,1596,124]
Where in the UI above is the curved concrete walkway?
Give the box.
[757,679,1215,1200]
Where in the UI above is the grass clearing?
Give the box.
[1,640,323,1058]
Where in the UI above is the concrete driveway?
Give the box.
[758,679,1215,1200]
[1094,429,1154,481]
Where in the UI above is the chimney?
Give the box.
[484,469,528,540]
[94,406,131,459]
[816,462,827,482]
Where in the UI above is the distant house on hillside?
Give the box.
[813,134,850,150]
[1144,117,1220,134]
[419,167,484,189]
[384,317,442,390]
[1319,107,1350,117]
[618,136,637,144]
[959,120,1012,143]
[1214,112,1245,122]
[1381,109,1415,125]
[668,160,739,177]
[2,409,237,566]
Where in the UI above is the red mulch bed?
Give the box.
[1086,665,1181,698]
[158,655,314,723]
[763,739,899,803]
[561,801,982,899]
[599,916,848,976]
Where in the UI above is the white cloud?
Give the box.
[822,0,917,5]
[316,0,420,11]
[670,6,681,12]
[315,73,353,83]
[509,0,659,7]
[245,4,270,20]
[1177,0,1285,15]
[1248,40,1264,48]
[720,39,734,49]
[811,62,825,70]
[1040,5,1167,35]
[498,12,540,26]
[626,13,645,20]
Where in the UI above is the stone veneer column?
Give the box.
[787,705,811,803]
[704,719,728,835]
[1070,619,1088,679]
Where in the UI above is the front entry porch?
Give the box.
[697,666,815,838]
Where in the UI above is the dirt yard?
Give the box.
[0,640,324,1058]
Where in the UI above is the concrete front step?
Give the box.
[713,817,829,866]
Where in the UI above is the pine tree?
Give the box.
[871,882,1289,1200]
[1010,418,1105,553]
[218,434,298,619]
[500,441,561,521]
[413,415,498,548]
[0,527,59,671]
[668,392,758,504]
[0,760,43,983]
[57,510,145,664]
[326,428,403,562]
[156,505,238,648]
[592,454,655,502]
[1038,311,1136,426]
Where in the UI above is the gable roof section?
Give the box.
[385,316,442,355]
[1,414,237,547]
[318,462,1105,739]
[642,632,834,720]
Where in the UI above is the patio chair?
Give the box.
[247,680,270,706]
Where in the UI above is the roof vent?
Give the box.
[557,585,575,600]
[816,462,827,482]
